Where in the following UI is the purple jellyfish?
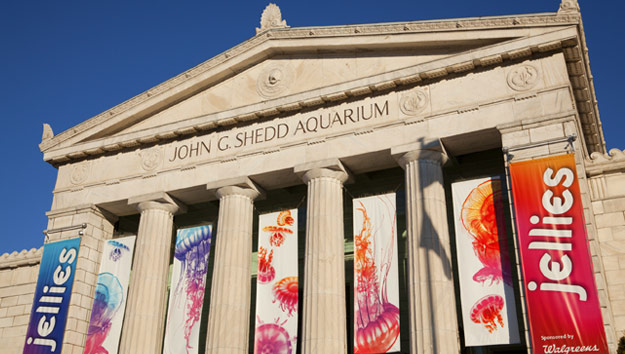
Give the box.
[85,272,123,354]
[171,225,212,352]
[108,240,129,262]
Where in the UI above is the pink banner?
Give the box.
[353,193,401,353]
[510,154,608,353]
[451,177,519,346]
[254,210,298,354]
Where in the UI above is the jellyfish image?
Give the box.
[166,225,212,354]
[108,240,129,262]
[85,273,123,354]
[461,179,510,285]
[262,211,295,247]
[276,210,294,226]
[257,246,275,284]
[354,203,400,354]
[470,294,505,333]
[262,226,293,247]
[272,276,298,316]
[254,317,293,354]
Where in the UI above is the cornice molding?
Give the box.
[585,148,625,176]
[0,247,43,269]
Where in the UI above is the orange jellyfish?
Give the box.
[257,246,275,284]
[461,179,508,284]
[272,276,298,317]
[277,210,294,226]
[262,226,293,247]
[470,294,505,333]
[354,203,400,353]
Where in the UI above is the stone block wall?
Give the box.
[0,248,42,354]
[499,116,617,352]
[586,149,625,344]
[45,204,115,354]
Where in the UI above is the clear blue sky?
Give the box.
[0,1,622,255]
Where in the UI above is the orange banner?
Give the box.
[510,154,608,353]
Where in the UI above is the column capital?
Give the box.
[391,139,447,167]
[207,176,264,201]
[294,158,350,184]
[128,192,186,214]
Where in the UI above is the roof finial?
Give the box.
[557,0,580,15]
[41,123,54,143]
[256,3,288,34]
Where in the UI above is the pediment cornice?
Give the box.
[42,11,605,165]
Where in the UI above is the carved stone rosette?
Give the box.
[257,63,293,98]
[506,64,540,91]
[140,147,163,171]
[399,88,429,116]
[70,162,90,185]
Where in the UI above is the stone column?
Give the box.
[119,193,183,354]
[295,160,349,354]
[205,181,261,354]
[392,141,460,354]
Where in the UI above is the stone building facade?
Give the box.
[1,1,623,353]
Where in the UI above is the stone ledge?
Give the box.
[585,148,625,176]
[0,248,42,269]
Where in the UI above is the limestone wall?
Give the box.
[0,248,42,354]
[586,149,625,343]
[499,116,618,351]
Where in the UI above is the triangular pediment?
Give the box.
[112,43,503,136]
[41,10,603,164]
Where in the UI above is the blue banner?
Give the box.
[23,237,81,354]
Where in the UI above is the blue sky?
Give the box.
[0,0,622,255]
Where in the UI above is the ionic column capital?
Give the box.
[294,158,350,184]
[391,139,447,167]
[128,192,186,214]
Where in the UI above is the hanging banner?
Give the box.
[353,193,401,353]
[163,225,213,354]
[510,154,608,353]
[23,237,81,354]
[254,209,298,354]
[451,177,520,346]
[84,236,136,354]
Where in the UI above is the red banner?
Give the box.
[510,154,608,354]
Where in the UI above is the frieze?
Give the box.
[167,97,392,164]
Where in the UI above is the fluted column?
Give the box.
[296,162,349,354]
[205,184,260,354]
[120,194,182,354]
[392,141,460,354]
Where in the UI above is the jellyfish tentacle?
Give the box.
[170,225,212,352]
[354,201,400,353]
